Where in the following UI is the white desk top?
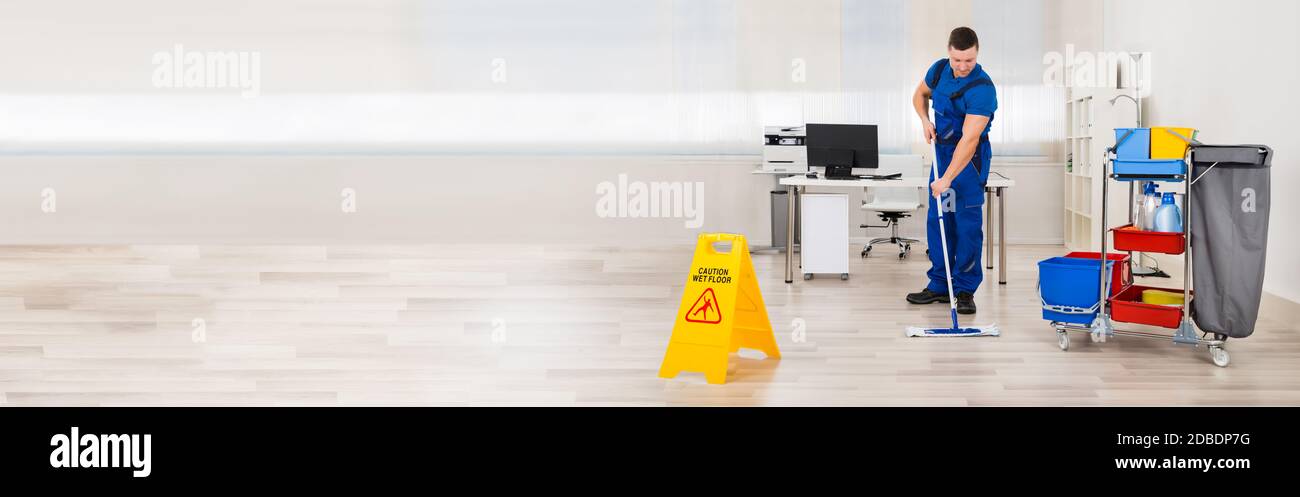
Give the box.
[779,174,1015,188]
[753,154,927,176]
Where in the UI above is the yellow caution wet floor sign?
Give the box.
[659,233,780,384]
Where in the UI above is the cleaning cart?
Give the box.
[1045,128,1270,367]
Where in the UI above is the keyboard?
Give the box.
[823,173,904,181]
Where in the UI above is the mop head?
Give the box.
[906,323,1000,337]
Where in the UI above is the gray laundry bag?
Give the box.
[1189,144,1272,338]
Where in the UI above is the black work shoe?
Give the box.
[906,288,950,305]
[956,292,977,314]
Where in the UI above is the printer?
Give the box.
[762,125,808,173]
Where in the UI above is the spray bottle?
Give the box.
[1141,183,1161,230]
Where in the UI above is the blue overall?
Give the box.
[924,59,997,296]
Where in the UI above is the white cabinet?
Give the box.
[800,193,849,279]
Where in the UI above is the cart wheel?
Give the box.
[861,246,872,258]
[1089,330,1102,343]
[898,251,906,260]
[1211,347,1230,368]
[803,273,813,281]
[1058,331,1070,351]
[840,273,849,281]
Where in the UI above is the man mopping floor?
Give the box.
[905,141,999,338]
[905,26,999,338]
[906,26,996,317]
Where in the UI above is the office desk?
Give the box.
[779,174,1016,284]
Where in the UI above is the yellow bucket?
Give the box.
[1141,288,1185,306]
[1150,127,1196,159]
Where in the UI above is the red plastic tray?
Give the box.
[1109,285,1191,329]
[1064,252,1130,297]
[1112,224,1185,255]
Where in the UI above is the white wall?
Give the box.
[0,154,1065,246]
[1101,0,1299,303]
[0,0,1065,247]
[0,155,768,245]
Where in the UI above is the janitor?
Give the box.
[906,27,997,314]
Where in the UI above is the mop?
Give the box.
[906,143,1000,338]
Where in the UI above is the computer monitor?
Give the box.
[805,124,879,172]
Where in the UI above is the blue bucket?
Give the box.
[1112,159,1187,181]
[1038,257,1114,325]
[1114,128,1150,160]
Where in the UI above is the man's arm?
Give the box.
[912,80,935,144]
[929,114,990,198]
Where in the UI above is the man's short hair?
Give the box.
[948,27,979,51]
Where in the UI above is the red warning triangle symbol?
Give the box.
[685,287,722,324]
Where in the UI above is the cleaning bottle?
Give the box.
[1134,182,1148,229]
[1141,183,1161,230]
[1153,192,1183,233]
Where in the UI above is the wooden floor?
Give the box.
[0,243,1297,406]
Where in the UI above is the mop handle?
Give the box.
[931,143,960,330]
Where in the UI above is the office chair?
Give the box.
[860,158,922,259]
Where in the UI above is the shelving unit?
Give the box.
[1063,87,1131,251]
